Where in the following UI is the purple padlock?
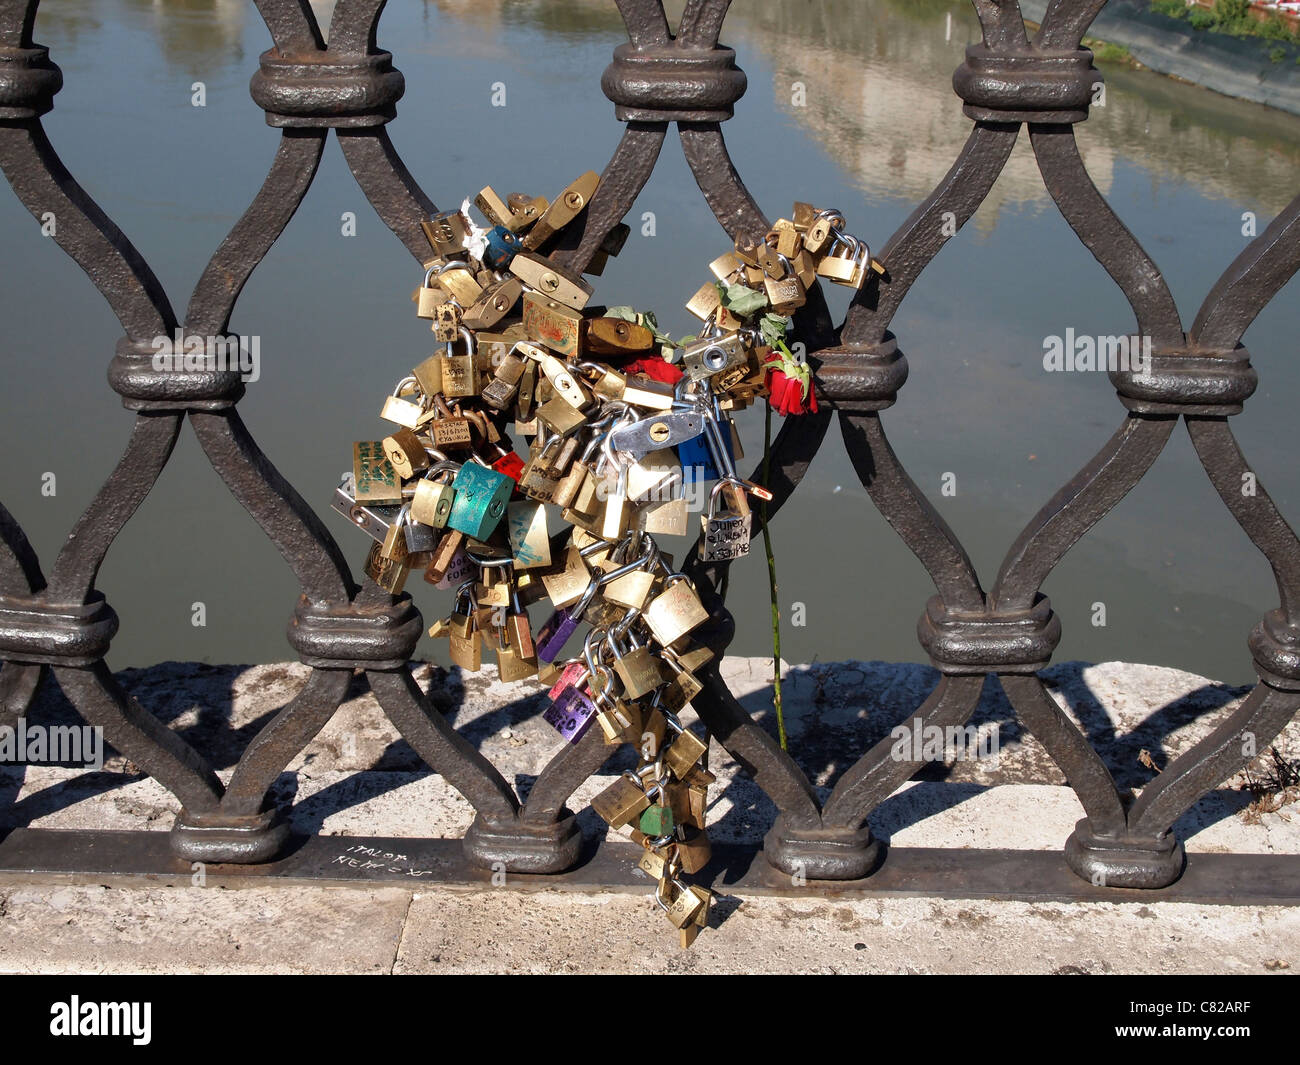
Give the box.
[543,684,597,743]
[536,577,600,662]
[536,607,580,663]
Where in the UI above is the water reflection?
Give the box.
[425,0,1300,221]
[726,0,1300,218]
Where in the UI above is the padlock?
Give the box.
[509,251,593,311]
[428,396,474,450]
[539,544,592,609]
[531,396,584,438]
[495,642,538,682]
[803,208,845,255]
[626,449,682,503]
[522,292,583,358]
[411,353,444,398]
[378,502,412,562]
[447,582,483,671]
[608,630,663,700]
[382,427,431,480]
[480,352,526,411]
[643,575,710,647]
[605,412,701,463]
[535,573,601,662]
[659,647,704,714]
[447,461,513,541]
[502,580,535,660]
[664,723,709,779]
[440,327,480,399]
[543,663,602,743]
[424,528,470,587]
[551,433,602,510]
[583,316,655,356]
[421,211,471,258]
[816,229,871,289]
[668,782,709,833]
[680,332,752,383]
[636,496,690,537]
[506,499,551,570]
[592,773,651,829]
[601,454,630,542]
[432,300,463,343]
[514,359,539,421]
[410,463,458,528]
[414,266,446,319]
[674,827,712,874]
[379,376,426,429]
[763,252,808,315]
[462,277,523,331]
[518,437,563,503]
[364,541,409,595]
[352,441,404,505]
[403,507,440,554]
[522,170,599,251]
[700,478,753,562]
[508,191,550,229]
[482,225,522,271]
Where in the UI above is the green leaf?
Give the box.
[760,312,790,348]
[721,282,769,317]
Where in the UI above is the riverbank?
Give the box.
[1019,0,1300,115]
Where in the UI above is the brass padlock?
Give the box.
[364,540,409,595]
[591,774,650,829]
[522,171,599,251]
[522,292,583,358]
[421,211,471,258]
[428,397,474,450]
[440,327,480,399]
[608,633,663,700]
[462,277,523,331]
[763,253,807,315]
[509,251,593,311]
[664,726,709,779]
[583,316,654,356]
[379,375,425,429]
[410,463,458,528]
[382,426,431,480]
[643,575,709,647]
[352,440,403,505]
[816,230,871,289]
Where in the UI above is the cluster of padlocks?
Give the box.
[333,172,876,944]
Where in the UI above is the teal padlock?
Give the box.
[448,462,513,541]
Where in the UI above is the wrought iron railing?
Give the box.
[1,0,1298,893]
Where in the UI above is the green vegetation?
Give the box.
[1151,0,1300,47]
[1084,37,1136,63]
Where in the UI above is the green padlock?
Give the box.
[448,462,513,541]
[638,804,675,837]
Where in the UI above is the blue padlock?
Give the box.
[677,429,732,484]
[448,463,513,541]
[482,226,521,271]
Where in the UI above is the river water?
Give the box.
[2,0,1299,684]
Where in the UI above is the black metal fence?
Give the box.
[1,0,1297,892]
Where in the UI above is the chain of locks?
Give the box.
[333,172,878,946]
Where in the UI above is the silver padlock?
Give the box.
[700,479,752,562]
